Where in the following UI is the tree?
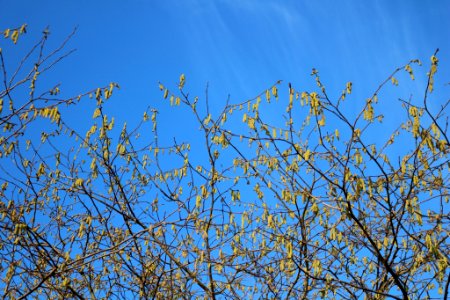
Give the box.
[1,26,449,300]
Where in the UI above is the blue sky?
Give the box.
[3,1,450,202]
[2,1,450,297]
[3,1,449,135]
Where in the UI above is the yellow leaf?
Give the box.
[117,144,126,155]
[271,86,278,99]
[248,118,255,130]
[90,158,96,170]
[104,89,111,99]
[75,178,84,187]
[92,108,101,119]
[204,114,211,125]
[179,73,185,89]
[143,111,149,121]
[37,163,45,177]
[431,55,438,65]
[318,116,325,127]
[195,195,202,208]
[10,30,19,44]
[304,149,311,161]
[391,77,399,86]
[405,64,414,80]
[346,82,352,94]
[78,222,85,238]
[20,24,27,34]
[95,88,101,99]
[363,102,374,122]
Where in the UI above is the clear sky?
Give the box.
[2,2,450,297]
[3,0,449,137]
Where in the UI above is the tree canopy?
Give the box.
[1,26,449,300]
